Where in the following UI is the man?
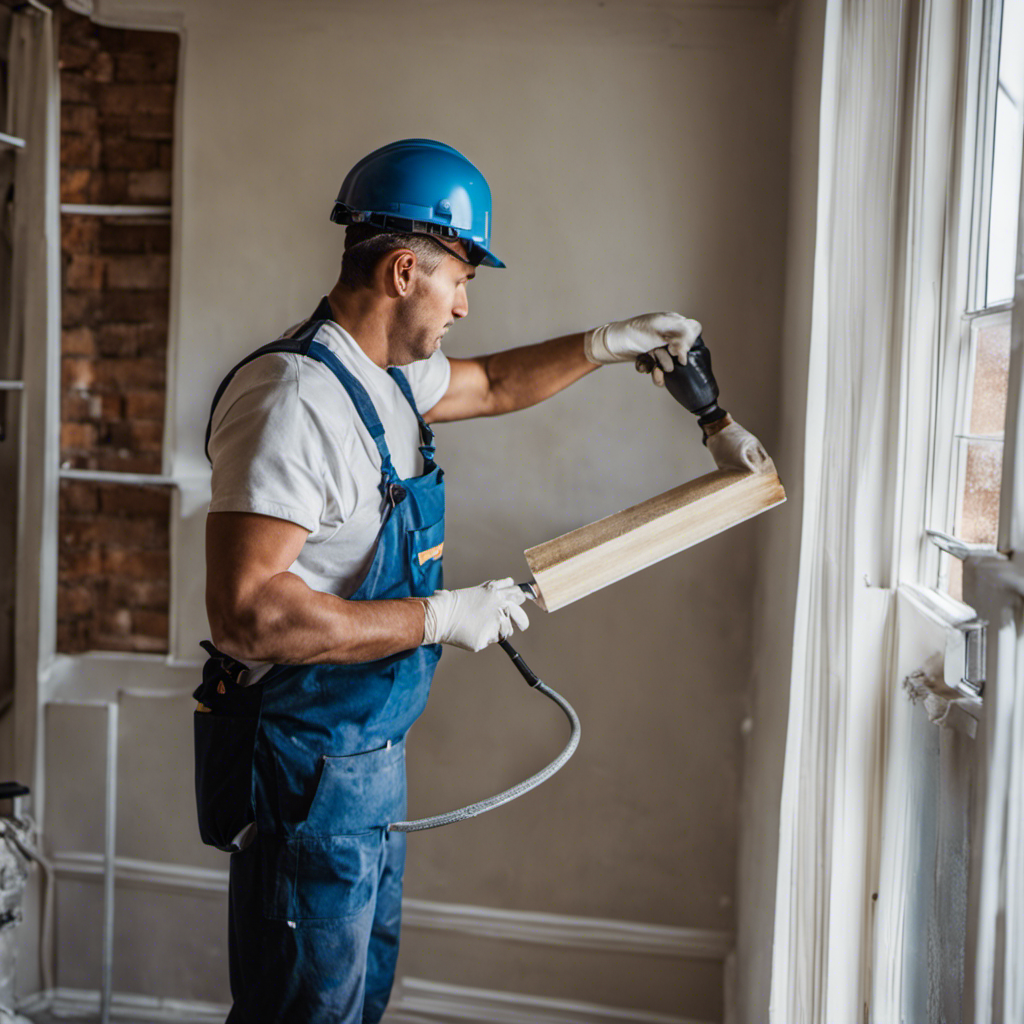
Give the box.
[198,139,764,1023]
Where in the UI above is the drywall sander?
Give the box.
[634,335,728,431]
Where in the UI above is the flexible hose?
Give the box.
[388,642,580,833]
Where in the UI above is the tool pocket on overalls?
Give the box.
[192,641,263,852]
[262,742,406,922]
[406,518,444,592]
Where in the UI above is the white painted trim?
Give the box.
[59,203,171,217]
[390,977,714,1024]
[0,380,24,391]
[20,988,226,1023]
[59,467,177,487]
[51,851,733,961]
[0,131,27,149]
[400,898,732,961]
[19,978,716,1024]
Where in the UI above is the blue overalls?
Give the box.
[198,300,444,1023]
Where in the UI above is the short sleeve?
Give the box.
[207,358,326,534]
[404,348,451,413]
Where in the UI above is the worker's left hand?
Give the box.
[705,418,772,474]
[584,312,701,366]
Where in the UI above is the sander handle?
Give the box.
[635,335,728,428]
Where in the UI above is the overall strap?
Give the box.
[204,297,399,493]
[303,341,397,487]
[387,367,436,465]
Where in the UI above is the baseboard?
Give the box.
[386,977,715,1024]
[53,850,733,962]
[19,980,715,1024]
[19,988,227,1023]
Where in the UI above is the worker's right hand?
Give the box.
[421,578,530,652]
[584,312,702,366]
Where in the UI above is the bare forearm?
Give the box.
[472,332,599,417]
[209,570,426,665]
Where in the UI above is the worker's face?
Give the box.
[393,244,474,364]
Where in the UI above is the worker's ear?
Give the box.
[386,249,417,298]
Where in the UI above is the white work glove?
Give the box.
[584,312,702,367]
[421,577,530,652]
[705,418,772,474]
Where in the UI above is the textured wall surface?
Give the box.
[45,0,795,1018]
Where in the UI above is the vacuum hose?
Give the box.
[387,614,581,833]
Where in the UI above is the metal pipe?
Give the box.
[101,702,118,1024]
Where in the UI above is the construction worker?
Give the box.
[195,138,766,1023]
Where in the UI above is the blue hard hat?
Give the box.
[330,139,505,268]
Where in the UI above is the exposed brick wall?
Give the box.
[57,7,178,654]
[58,481,172,654]
[58,11,175,207]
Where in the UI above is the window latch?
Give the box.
[926,528,993,561]
[958,619,987,697]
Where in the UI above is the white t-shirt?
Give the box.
[208,311,451,600]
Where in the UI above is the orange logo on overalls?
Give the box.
[417,542,444,566]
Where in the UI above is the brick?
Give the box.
[102,136,158,171]
[57,619,92,654]
[96,323,139,357]
[88,51,115,84]
[59,481,100,515]
[60,103,97,135]
[98,289,168,324]
[59,10,101,46]
[122,633,169,654]
[60,167,93,204]
[60,518,104,547]
[124,390,165,420]
[126,169,171,203]
[132,610,169,639]
[129,420,164,451]
[61,422,98,451]
[102,548,168,577]
[98,484,170,516]
[58,583,95,619]
[59,547,103,577]
[62,327,95,356]
[116,51,178,83]
[60,73,97,105]
[62,393,95,421]
[94,450,162,475]
[100,394,123,419]
[61,134,102,169]
[131,30,178,58]
[62,215,100,254]
[62,357,95,390]
[106,578,169,609]
[94,357,165,390]
[62,290,100,327]
[99,608,133,636]
[157,143,173,171]
[96,169,129,204]
[64,254,104,291]
[98,220,170,255]
[59,45,95,72]
[105,254,170,290]
[127,112,173,141]
[98,83,175,117]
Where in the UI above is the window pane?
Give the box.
[970,318,1012,435]
[957,438,1004,543]
[986,0,1024,305]
[986,88,1023,305]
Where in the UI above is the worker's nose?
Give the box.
[453,287,468,319]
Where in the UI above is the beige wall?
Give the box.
[735,0,827,1019]
[44,1,795,1018]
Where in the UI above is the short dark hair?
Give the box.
[339,224,446,289]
